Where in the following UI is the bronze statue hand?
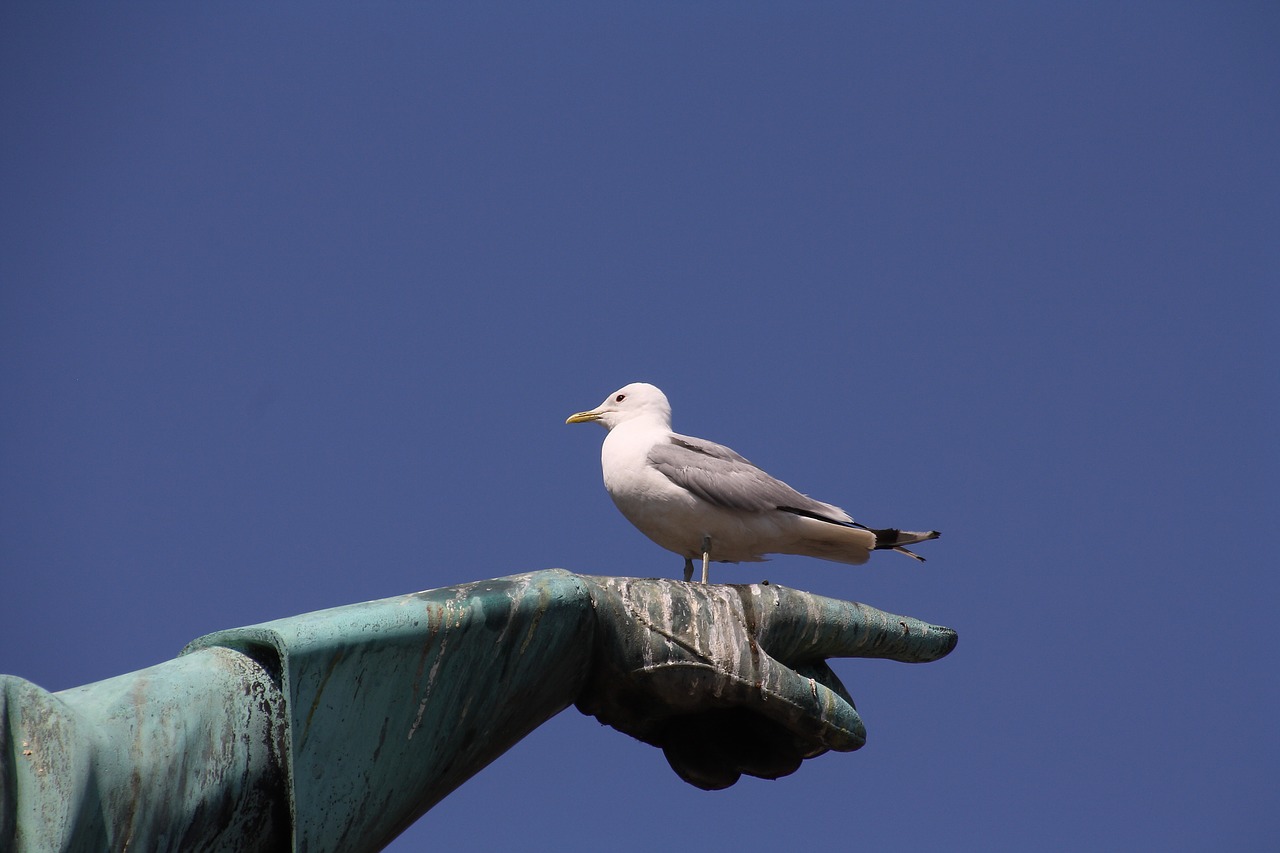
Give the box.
[575,576,957,790]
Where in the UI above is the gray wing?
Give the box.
[649,436,842,517]
[668,433,753,464]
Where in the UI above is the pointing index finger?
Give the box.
[743,584,958,665]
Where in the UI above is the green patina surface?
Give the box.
[183,570,595,852]
[1,570,595,853]
[0,570,955,851]
[2,646,288,851]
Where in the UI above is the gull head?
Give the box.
[565,382,672,430]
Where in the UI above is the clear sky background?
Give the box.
[2,4,1276,851]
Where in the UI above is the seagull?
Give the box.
[566,382,939,583]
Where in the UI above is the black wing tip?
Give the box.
[871,528,942,551]
[776,505,857,527]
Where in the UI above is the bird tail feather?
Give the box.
[777,507,941,565]
[871,528,941,561]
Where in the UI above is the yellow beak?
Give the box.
[565,410,602,424]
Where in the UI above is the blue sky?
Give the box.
[2,4,1276,850]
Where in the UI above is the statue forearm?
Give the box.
[2,570,596,853]
[186,569,597,852]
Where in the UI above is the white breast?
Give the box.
[598,418,788,562]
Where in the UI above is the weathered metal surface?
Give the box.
[574,575,957,790]
[0,646,288,852]
[0,569,955,849]
[183,569,596,853]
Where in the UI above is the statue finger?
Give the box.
[751,651,867,753]
[742,584,958,665]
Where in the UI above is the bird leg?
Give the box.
[700,535,711,584]
[683,558,695,583]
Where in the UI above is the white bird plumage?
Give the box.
[566,382,939,583]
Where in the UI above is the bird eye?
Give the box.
[615,394,626,402]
